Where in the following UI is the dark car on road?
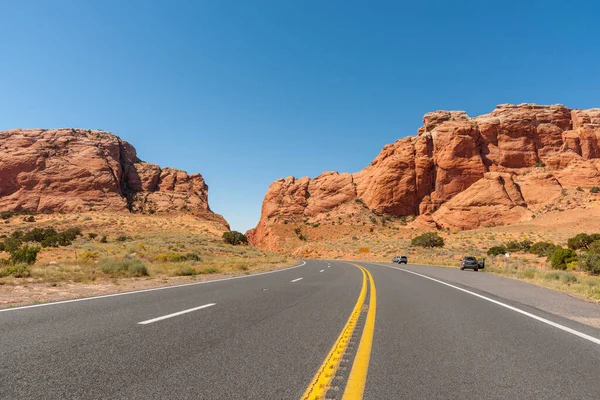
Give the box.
[460,256,484,271]
[393,255,408,264]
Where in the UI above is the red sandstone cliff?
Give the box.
[248,104,600,248]
[0,128,228,228]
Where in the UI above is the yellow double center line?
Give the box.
[301,264,377,400]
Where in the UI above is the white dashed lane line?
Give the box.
[138,303,216,325]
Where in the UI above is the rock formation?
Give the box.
[249,104,600,248]
[0,128,228,227]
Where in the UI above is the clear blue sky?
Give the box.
[1,1,598,231]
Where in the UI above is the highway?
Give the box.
[1,260,600,399]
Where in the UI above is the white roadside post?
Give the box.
[505,252,510,270]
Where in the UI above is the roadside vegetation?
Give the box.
[482,232,600,300]
[0,212,292,307]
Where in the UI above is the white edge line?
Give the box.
[374,263,600,346]
[1,260,307,313]
[291,278,303,283]
[138,303,216,325]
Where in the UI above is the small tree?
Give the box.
[591,186,600,194]
[222,231,248,246]
[411,232,444,248]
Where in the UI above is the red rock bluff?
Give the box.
[248,104,600,248]
[0,128,228,227]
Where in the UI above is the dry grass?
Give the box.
[0,212,292,307]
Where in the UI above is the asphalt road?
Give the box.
[1,260,600,399]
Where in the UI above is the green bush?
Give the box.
[18,227,81,248]
[0,211,15,220]
[528,241,558,257]
[566,233,600,250]
[4,237,23,252]
[505,239,532,252]
[222,231,248,245]
[166,252,200,262]
[411,232,444,248]
[591,186,600,194]
[0,264,31,278]
[99,258,148,277]
[487,246,507,256]
[550,248,577,270]
[88,233,98,240]
[588,240,600,254]
[579,253,600,275]
[100,236,108,243]
[9,245,40,265]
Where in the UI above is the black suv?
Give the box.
[460,256,484,271]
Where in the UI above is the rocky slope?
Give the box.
[0,128,228,228]
[249,104,600,249]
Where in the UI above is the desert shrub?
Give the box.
[505,239,532,252]
[411,232,444,248]
[165,252,200,262]
[0,211,15,220]
[568,233,600,250]
[79,250,101,261]
[88,233,98,240]
[544,271,562,281]
[222,231,248,245]
[591,186,600,194]
[0,264,31,278]
[588,240,600,254]
[115,234,130,242]
[10,230,24,239]
[99,258,148,277]
[9,245,40,265]
[566,261,579,271]
[523,268,537,279]
[99,236,108,243]
[487,246,507,256]
[369,227,374,233]
[20,227,81,248]
[577,186,583,192]
[3,237,22,253]
[579,253,600,275]
[369,216,378,225]
[237,264,249,271]
[528,241,558,257]
[198,267,219,274]
[176,266,196,276]
[535,160,545,168]
[550,248,577,270]
[560,272,579,284]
